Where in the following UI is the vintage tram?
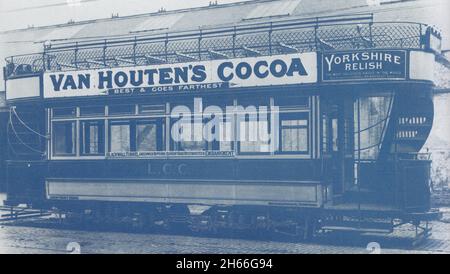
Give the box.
[2,2,443,239]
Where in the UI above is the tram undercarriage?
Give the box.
[43,197,440,245]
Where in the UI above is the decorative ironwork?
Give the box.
[4,14,428,79]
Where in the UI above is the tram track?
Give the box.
[0,206,53,223]
[2,216,449,254]
[1,207,448,251]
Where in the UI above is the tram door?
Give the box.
[322,96,354,198]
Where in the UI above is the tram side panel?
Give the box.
[6,161,47,207]
[41,93,327,210]
[45,159,326,208]
[3,95,326,209]
[5,106,47,206]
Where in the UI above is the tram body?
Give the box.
[2,9,443,236]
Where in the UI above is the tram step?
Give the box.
[321,220,393,234]
[0,214,52,222]
[1,210,47,218]
[321,225,392,234]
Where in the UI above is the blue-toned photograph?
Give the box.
[0,0,449,256]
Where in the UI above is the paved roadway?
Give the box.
[1,193,449,254]
[1,217,450,254]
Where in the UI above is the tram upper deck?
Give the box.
[2,12,442,80]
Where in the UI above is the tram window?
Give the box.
[206,117,234,151]
[109,105,136,116]
[356,96,392,160]
[344,118,353,154]
[171,118,207,151]
[276,96,310,110]
[136,121,158,152]
[53,107,76,118]
[170,99,234,152]
[239,115,271,153]
[175,140,207,151]
[280,114,309,153]
[80,106,105,117]
[332,118,338,152]
[139,105,165,115]
[235,99,271,153]
[202,99,234,152]
[109,121,131,152]
[217,117,233,151]
[80,121,105,155]
[322,115,328,153]
[53,121,76,156]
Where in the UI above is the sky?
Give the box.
[0,0,251,32]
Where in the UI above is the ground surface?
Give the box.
[1,195,450,254]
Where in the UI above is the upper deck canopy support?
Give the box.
[175,52,198,62]
[315,38,335,51]
[352,25,374,49]
[242,46,262,57]
[278,42,299,54]
[144,54,167,65]
[208,50,230,59]
[56,62,78,69]
[86,59,109,67]
[115,57,137,65]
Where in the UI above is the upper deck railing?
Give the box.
[3,13,431,79]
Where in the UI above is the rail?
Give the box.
[4,13,429,79]
[0,205,52,222]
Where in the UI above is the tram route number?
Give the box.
[176,258,273,272]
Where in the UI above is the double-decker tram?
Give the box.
[2,8,443,240]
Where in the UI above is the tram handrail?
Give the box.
[48,13,376,49]
[4,13,429,79]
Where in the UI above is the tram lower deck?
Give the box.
[5,84,436,215]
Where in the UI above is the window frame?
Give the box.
[170,116,209,152]
[52,120,77,157]
[235,98,272,155]
[80,120,105,156]
[52,107,77,119]
[108,119,166,154]
[48,97,316,159]
[79,106,106,117]
[277,112,310,155]
[236,114,272,155]
[135,119,165,152]
[108,104,137,116]
[108,120,132,153]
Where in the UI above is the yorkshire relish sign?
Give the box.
[43,52,317,98]
[322,50,407,81]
